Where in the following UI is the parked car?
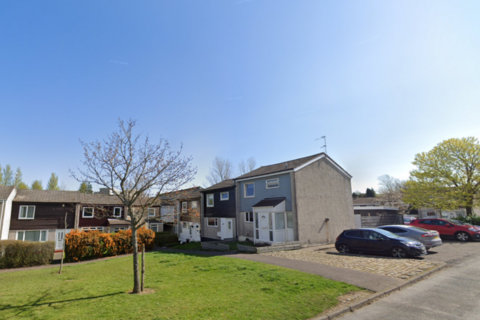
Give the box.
[377,225,442,250]
[450,219,480,231]
[335,228,427,258]
[403,217,416,225]
[410,218,480,242]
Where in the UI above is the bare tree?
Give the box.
[71,119,196,294]
[238,157,256,176]
[206,157,234,186]
[375,174,409,214]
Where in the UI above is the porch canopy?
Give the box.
[252,197,294,243]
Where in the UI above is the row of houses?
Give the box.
[0,153,356,250]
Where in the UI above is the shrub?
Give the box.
[65,227,156,262]
[155,232,179,247]
[0,240,55,269]
[455,215,480,225]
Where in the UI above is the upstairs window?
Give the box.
[19,206,35,219]
[113,207,122,218]
[82,207,94,218]
[148,208,156,217]
[191,201,198,208]
[182,202,188,213]
[207,194,214,207]
[220,192,229,201]
[266,178,279,189]
[244,183,255,198]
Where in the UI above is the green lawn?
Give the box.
[172,241,255,251]
[0,252,361,319]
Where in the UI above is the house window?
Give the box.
[244,183,255,198]
[113,227,126,232]
[148,208,156,217]
[266,178,279,189]
[83,207,94,218]
[207,218,218,227]
[245,212,253,223]
[220,192,229,201]
[183,222,187,229]
[19,206,35,219]
[191,201,198,208]
[82,227,103,231]
[150,224,160,232]
[113,207,122,218]
[206,194,214,207]
[16,230,47,242]
[182,202,188,213]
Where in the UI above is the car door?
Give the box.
[433,219,455,236]
[361,230,390,253]
[343,230,365,251]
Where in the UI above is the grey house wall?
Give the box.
[238,173,293,212]
[294,158,355,245]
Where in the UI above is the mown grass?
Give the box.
[172,241,255,251]
[0,252,361,319]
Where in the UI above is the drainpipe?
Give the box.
[325,218,330,244]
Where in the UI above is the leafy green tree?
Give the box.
[365,188,376,197]
[78,181,93,194]
[403,137,480,216]
[31,180,43,190]
[47,173,60,191]
[14,168,23,187]
[2,165,14,186]
[17,182,29,189]
[0,165,3,185]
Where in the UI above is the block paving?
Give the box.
[262,247,445,280]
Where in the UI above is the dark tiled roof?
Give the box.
[108,219,130,226]
[234,153,324,180]
[201,179,235,192]
[161,186,203,201]
[0,186,15,200]
[14,189,83,203]
[252,197,286,208]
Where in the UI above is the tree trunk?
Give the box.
[141,244,145,292]
[132,226,140,293]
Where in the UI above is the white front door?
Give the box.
[221,219,233,239]
[55,229,65,250]
[257,212,270,242]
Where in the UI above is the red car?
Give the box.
[410,218,480,242]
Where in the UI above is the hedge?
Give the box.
[65,227,155,262]
[0,240,55,269]
[155,232,180,247]
[455,215,480,226]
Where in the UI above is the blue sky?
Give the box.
[1,0,480,192]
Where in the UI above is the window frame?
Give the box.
[82,207,94,218]
[148,208,156,217]
[245,212,254,223]
[266,178,280,189]
[191,201,198,208]
[18,206,35,220]
[82,227,103,231]
[244,182,255,198]
[150,223,160,232]
[220,192,229,201]
[182,202,188,213]
[113,207,122,218]
[113,227,126,232]
[16,230,48,242]
[206,194,214,207]
[207,218,218,227]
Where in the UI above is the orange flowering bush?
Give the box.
[65,227,156,262]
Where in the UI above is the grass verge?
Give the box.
[0,252,361,319]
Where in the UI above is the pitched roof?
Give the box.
[160,186,203,202]
[201,179,235,192]
[252,197,286,208]
[14,189,83,203]
[0,186,15,200]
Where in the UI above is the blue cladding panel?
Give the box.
[239,173,292,212]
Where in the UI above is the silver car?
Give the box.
[377,225,442,250]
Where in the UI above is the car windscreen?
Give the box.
[374,228,402,239]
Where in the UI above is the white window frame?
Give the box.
[113,227,126,232]
[82,207,94,218]
[244,182,255,198]
[150,223,160,232]
[82,227,103,231]
[245,212,254,223]
[182,202,188,213]
[148,208,156,217]
[191,201,198,208]
[206,194,214,207]
[220,192,229,201]
[16,230,48,242]
[207,218,218,227]
[18,206,35,220]
[113,207,122,218]
[266,178,279,189]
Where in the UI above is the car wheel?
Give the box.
[391,247,407,258]
[337,244,350,254]
[455,232,470,242]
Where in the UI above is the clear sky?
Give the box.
[1,0,480,193]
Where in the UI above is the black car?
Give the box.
[335,228,427,258]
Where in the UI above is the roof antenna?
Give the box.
[315,136,327,154]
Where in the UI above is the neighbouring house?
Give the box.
[0,186,17,240]
[235,153,354,245]
[200,179,236,241]
[352,197,402,228]
[417,208,466,219]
